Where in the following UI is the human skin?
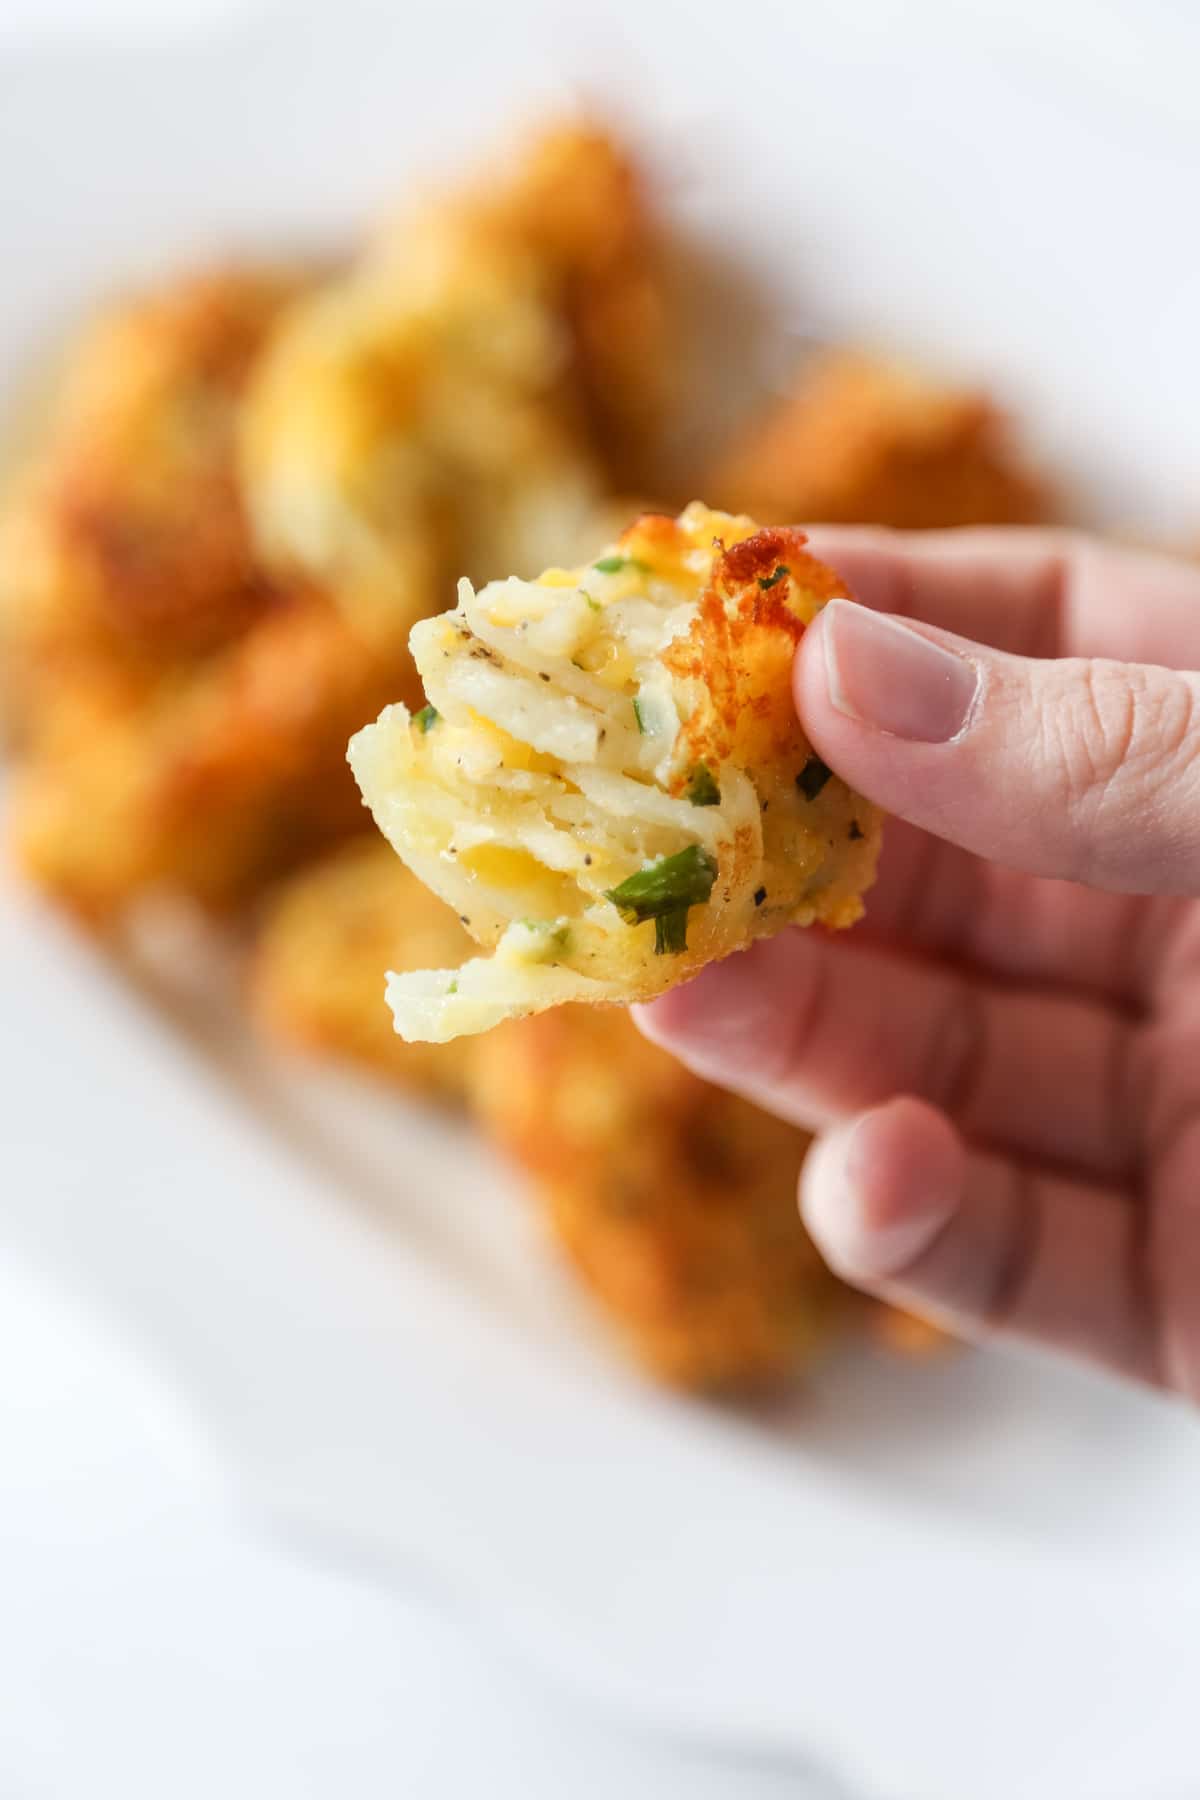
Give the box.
[636,528,1200,1399]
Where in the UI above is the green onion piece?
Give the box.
[758,565,789,591]
[519,919,571,954]
[447,978,459,995]
[796,755,832,801]
[582,592,601,612]
[632,696,649,734]
[604,844,718,935]
[654,908,691,955]
[413,704,440,733]
[685,762,721,807]
[593,553,649,575]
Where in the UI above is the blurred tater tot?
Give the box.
[0,262,430,919]
[2,122,669,922]
[479,123,670,485]
[9,594,414,917]
[241,122,669,637]
[250,845,938,1385]
[871,1305,954,1358]
[708,349,1049,529]
[468,1004,845,1389]
[0,268,306,736]
[248,838,475,1104]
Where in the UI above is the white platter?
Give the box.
[5,5,1200,1797]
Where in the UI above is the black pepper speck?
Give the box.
[796,755,833,802]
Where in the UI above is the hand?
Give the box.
[636,529,1200,1397]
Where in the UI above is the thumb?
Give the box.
[795,598,1200,894]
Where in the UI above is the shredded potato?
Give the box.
[350,502,882,1041]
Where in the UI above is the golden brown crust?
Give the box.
[476,124,670,487]
[3,123,669,922]
[0,262,430,918]
[250,840,938,1387]
[468,1004,846,1388]
[248,839,475,1101]
[708,350,1050,529]
[662,525,835,781]
[4,268,305,675]
[6,564,423,920]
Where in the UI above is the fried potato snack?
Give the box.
[350,503,881,1041]
[249,838,475,1103]
[241,123,666,640]
[0,264,427,918]
[0,267,305,728]
[9,598,410,916]
[709,349,1048,529]
[2,124,666,922]
[469,1004,843,1388]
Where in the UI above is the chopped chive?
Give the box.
[413,704,440,733]
[593,553,649,575]
[849,820,864,841]
[753,886,767,906]
[582,592,601,612]
[796,755,832,801]
[758,565,789,591]
[632,696,649,734]
[604,845,717,958]
[685,762,721,807]
[447,978,459,995]
[654,907,690,956]
[519,918,570,954]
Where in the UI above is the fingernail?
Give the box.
[802,1113,953,1281]
[822,600,979,743]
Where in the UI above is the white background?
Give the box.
[0,1254,833,1800]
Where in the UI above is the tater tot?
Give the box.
[248,837,475,1102]
[708,350,1049,530]
[350,503,881,1041]
[468,1004,844,1388]
[241,124,668,640]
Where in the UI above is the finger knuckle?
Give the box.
[1052,662,1199,878]
[1060,661,1138,796]
[922,979,989,1124]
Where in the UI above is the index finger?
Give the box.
[804,527,1200,669]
